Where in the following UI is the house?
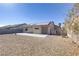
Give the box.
[23,21,62,35]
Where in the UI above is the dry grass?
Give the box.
[0,34,79,56]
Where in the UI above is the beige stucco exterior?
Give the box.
[32,25,42,34]
[23,22,62,35]
[23,26,33,33]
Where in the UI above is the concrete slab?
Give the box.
[16,33,48,38]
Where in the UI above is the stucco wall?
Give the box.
[32,25,42,34]
[41,25,48,34]
[23,26,33,33]
[48,24,55,35]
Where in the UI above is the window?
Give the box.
[35,28,39,29]
[25,28,28,31]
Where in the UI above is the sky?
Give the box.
[0,3,74,26]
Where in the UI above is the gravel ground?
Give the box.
[0,34,79,56]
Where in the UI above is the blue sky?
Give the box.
[0,3,74,26]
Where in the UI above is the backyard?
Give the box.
[0,34,79,56]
